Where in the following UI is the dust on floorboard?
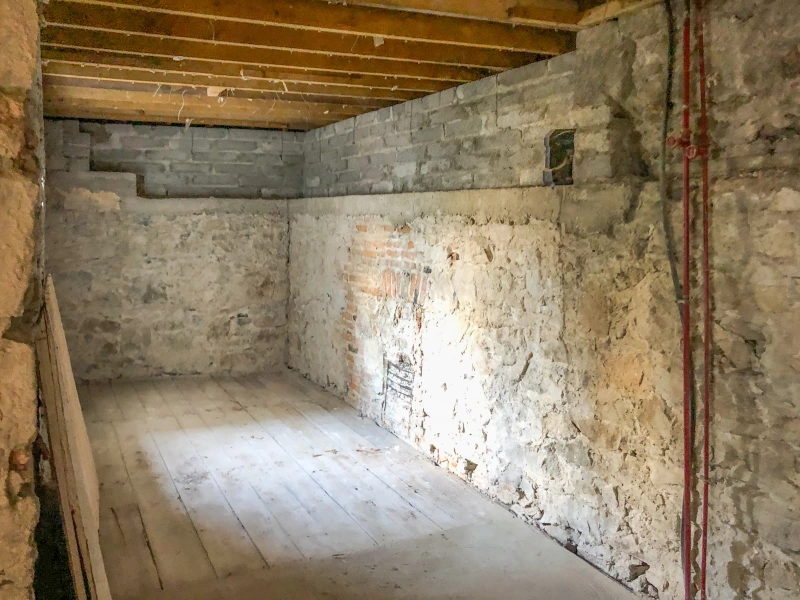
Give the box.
[78,370,637,600]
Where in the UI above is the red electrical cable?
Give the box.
[680,1,694,598]
[696,0,711,597]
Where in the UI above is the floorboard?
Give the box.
[82,372,637,600]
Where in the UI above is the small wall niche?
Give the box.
[543,129,575,186]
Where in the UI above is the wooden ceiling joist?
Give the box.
[42,63,427,104]
[507,6,583,31]
[53,0,577,54]
[41,0,655,128]
[44,85,363,129]
[41,48,452,95]
[42,74,397,109]
[326,0,583,27]
[43,2,542,70]
[577,0,662,28]
[42,27,492,83]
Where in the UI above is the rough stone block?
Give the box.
[0,174,37,323]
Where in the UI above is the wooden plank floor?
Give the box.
[78,370,637,600]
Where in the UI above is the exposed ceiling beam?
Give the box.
[42,62,426,104]
[41,26,494,83]
[43,85,368,129]
[55,0,576,54]
[577,0,662,27]
[42,73,398,109]
[43,1,541,71]
[347,0,582,28]
[507,6,582,31]
[508,0,662,29]
[41,47,454,94]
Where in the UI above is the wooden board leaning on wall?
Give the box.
[36,275,111,600]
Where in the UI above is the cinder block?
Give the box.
[496,60,549,91]
[120,136,169,149]
[393,162,417,178]
[91,148,147,163]
[428,103,471,126]
[145,149,193,161]
[410,125,443,145]
[371,180,394,193]
[191,173,239,186]
[63,142,90,159]
[334,118,355,134]
[444,115,486,139]
[455,76,497,102]
[191,127,229,140]
[347,155,370,171]
[227,128,280,142]
[61,120,81,137]
[211,140,259,152]
[169,162,213,173]
[191,150,242,162]
[67,158,90,172]
[369,151,397,167]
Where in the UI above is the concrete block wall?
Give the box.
[45,120,304,199]
[302,53,602,197]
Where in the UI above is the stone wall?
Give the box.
[288,2,800,599]
[288,177,800,600]
[45,172,289,380]
[0,0,44,598]
[45,119,304,199]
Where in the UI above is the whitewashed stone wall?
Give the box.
[287,178,800,600]
[45,172,289,380]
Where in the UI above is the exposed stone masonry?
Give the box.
[0,0,44,598]
[45,172,289,380]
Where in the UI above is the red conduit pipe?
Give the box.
[680,1,693,597]
[696,0,711,597]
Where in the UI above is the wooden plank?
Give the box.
[44,1,541,70]
[42,65,422,104]
[261,374,482,529]
[507,5,582,31]
[58,0,576,54]
[191,377,376,559]
[282,371,514,524]
[99,504,163,599]
[108,380,218,588]
[41,47,452,94]
[42,74,393,112]
[37,276,112,600]
[238,376,444,541]
[42,26,496,82]
[42,105,321,130]
[208,377,380,555]
[164,378,307,566]
[254,374,474,530]
[36,330,89,600]
[85,420,135,511]
[327,0,581,24]
[43,85,367,129]
[85,381,126,424]
[131,380,269,578]
[578,0,662,27]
